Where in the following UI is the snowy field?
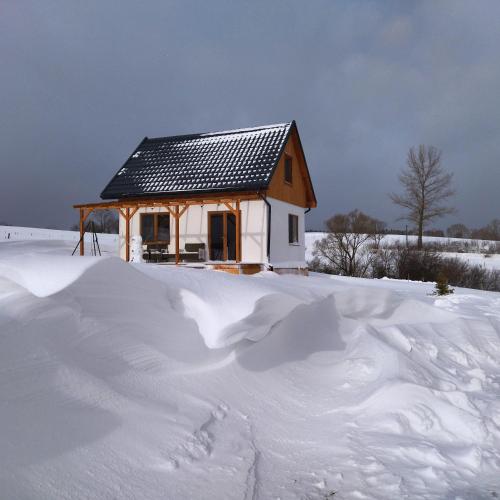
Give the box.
[1,236,500,499]
[1,225,118,251]
[306,232,500,270]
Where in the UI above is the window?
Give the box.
[141,213,170,243]
[284,155,293,184]
[141,214,155,242]
[156,214,170,241]
[288,214,299,244]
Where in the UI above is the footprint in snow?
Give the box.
[163,402,231,470]
[212,403,229,421]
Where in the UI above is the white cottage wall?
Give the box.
[119,200,268,263]
[268,197,306,267]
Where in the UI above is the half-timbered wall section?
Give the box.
[119,199,267,263]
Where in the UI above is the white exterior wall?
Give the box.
[268,197,306,267]
[119,200,268,263]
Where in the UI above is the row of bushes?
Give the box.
[310,244,500,292]
[415,240,500,255]
[372,245,500,291]
[377,219,500,241]
[370,239,500,255]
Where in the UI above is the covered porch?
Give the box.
[73,192,267,269]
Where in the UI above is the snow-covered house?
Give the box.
[74,121,316,274]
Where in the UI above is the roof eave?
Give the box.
[101,184,268,201]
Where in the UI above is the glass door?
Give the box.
[209,213,224,260]
[209,211,237,261]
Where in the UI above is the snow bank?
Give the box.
[1,240,500,499]
[0,246,329,348]
[0,254,110,297]
[138,264,335,348]
[0,236,120,296]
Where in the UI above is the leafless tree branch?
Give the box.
[389,145,455,249]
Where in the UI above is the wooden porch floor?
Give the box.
[151,261,264,275]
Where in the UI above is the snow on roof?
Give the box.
[101,122,294,199]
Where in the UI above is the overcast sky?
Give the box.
[1,0,499,231]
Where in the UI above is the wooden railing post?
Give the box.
[125,207,130,262]
[79,208,85,256]
[175,205,180,265]
[236,200,241,263]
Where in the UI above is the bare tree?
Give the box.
[471,219,500,241]
[390,145,455,249]
[91,210,119,233]
[70,210,119,234]
[312,209,384,277]
[447,223,470,239]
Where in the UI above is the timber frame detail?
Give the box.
[74,193,255,263]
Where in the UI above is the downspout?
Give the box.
[258,192,271,264]
[304,207,311,271]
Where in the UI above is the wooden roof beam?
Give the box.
[73,192,261,210]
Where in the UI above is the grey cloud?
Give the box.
[0,0,498,230]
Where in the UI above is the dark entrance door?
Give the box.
[209,211,237,261]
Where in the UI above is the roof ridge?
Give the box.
[146,122,292,143]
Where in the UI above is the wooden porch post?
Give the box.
[118,206,138,263]
[175,205,180,265]
[79,208,85,256]
[236,200,241,263]
[125,207,130,262]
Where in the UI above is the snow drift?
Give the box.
[1,240,500,499]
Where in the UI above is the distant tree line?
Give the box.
[363,219,500,241]
[446,220,500,241]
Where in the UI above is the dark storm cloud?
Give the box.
[0,0,499,230]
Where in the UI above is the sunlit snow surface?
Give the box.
[1,238,500,499]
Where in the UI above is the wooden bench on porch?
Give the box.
[143,242,206,263]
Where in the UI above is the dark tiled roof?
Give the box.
[101,122,294,199]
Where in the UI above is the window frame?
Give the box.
[288,214,299,245]
[284,154,293,185]
[140,212,171,244]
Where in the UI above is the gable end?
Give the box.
[265,122,317,208]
